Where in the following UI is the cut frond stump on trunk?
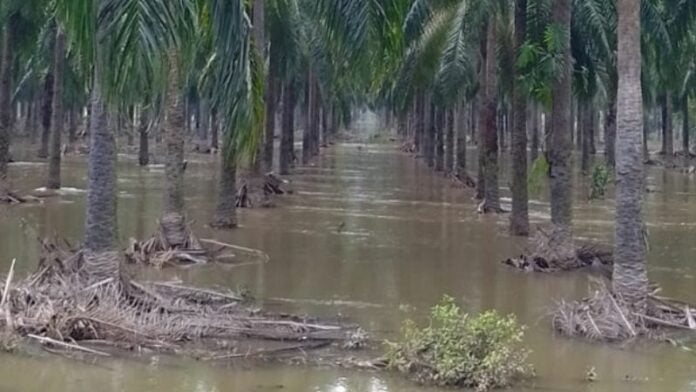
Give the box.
[237,173,290,209]
[1,240,364,362]
[503,228,613,273]
[553,279,696,342]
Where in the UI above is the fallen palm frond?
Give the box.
[0,242,363,361]
[553,279,696,341]
[125,214,269,268]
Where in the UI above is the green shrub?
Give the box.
[528,155,549,196]
[589,163,610,200]
[386,296,533,391]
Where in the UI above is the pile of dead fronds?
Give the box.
[236,173,290,209]
[553,279,696,341]
[126,214,210,267]
[126,219,269,268]
[503,229,612,273]
[0,242,363,361]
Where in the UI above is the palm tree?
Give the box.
[0,23,12,191]
[547,0,574,262]
[47,26,66,190]
[510,0,529,235]
[160,54,189,243]
[52,0,252,271]
[479,19,501,212]
[613,0,648,309]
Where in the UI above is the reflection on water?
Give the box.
[1,140,696,391]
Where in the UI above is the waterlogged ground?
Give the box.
[1,127,696,391]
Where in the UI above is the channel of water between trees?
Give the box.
[1,138,696,391]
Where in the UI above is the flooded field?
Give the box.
[1,137,696,391]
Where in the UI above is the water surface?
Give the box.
[1,135,696,391]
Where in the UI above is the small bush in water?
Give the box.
[589,163,610,200]
[386,296,533,391]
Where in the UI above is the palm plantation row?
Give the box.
[0,0,693,349]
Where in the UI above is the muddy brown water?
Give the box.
[1,134,696,390]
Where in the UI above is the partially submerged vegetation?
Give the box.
[554,279,696,341]
[386,296,533,391]
[504,229,613,273]
[0,240,362,361]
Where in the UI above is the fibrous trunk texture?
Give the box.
[547,0,574,262]
[138,109,149,166]
[47,28,66,190]
[480,20,500,212]
[280,82,295,175]
[0,24,13,189]
[613,0,648,309]
[84,81,117,258]
[161,57,188,247]
[510,0,529,236]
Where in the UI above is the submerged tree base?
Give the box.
[126,216,269,267]
[451,172,477,188]
[553,279,696,341]
[503,229,613,273]
[236,173,290,209]
[0,240,363,362]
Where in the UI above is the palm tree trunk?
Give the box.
[0,24,13,189]
[581,103,591,175]
[198,98,209,147]
[280,82,295,175]
[682,96,689,156]
[445,109,455,173]
[47,28,66,190]
[263,66,276,171]
[548,0,574,259]
[475,28,486,201]
[604,95,617,167]
[212,141,238,229]
[456,103,467,176]
[415,93,424,152]
[84,80,116,252]
[481,20,500,212]
[24,100,34,140]
[530,103,540,163]
[310,76,321,157]
[302,70,313,165]
[211,109,219,151]
[643,108,649,159]
[613,0,648,310]
[663,94,674,167]
[426,101,436,167]
[435,108,445,171]
[511,0,529,235]
[138,108,149,166]
[68,108,78,145]
[251,0,265,173]
[38,65,54,159]
[161,57,187,247]
[589,109,596,155]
